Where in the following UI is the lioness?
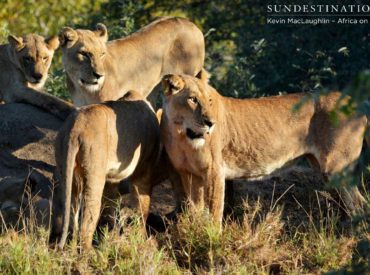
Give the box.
[59,17,205,106]
[161,71,368,226]
[53,92,160,250]
[0,33,74,119]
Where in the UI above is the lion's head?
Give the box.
[162,70,216,148]
[8,34,59,89]
[59,24,108,93]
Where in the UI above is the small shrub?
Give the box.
[44,69,70,101]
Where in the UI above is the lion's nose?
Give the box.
[93,71,103,79]
[32,73,42,81]
[204,118,214,128]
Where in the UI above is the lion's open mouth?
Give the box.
[29,79,41,84]
[186,128,204,139]
[26,76,43,84]
[80,78,98,85]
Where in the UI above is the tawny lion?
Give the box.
[59,17,205,107]
[0,33,74,120]
[161,71,368,226]
[53,92,160,250]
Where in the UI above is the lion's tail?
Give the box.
[57,136,79,250]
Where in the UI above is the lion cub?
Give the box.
[53,92,160,250]
[0,33,74,119]
[161,71,368,226]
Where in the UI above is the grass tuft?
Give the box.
[0,193,368,274]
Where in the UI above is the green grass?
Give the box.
[0,196,368,274]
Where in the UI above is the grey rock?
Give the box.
[0,103,63,226]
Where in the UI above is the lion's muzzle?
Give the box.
[186,128,204,139]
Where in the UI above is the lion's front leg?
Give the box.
[179,173,205,211]
[206,167,225,227]
[13,87,75,120]
[180,169,225,227]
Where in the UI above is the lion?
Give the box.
[59,17,205,107]
[52,92,161,250]
[0,33,74,120]
[160,71,368,226]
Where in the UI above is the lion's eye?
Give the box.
[100,52,106,58]
[78,51,89,59]
[23,56,32,63]
[42,56,48,62]
[188,97,198,104]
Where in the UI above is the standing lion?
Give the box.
[53,93,161,251]
[161,71,368,226]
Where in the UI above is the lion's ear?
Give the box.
[8,35,24,51]
[95,23,108,42]
[162,74,185,96]
[45,36,60,51]
[59,27,77,48]
[195,68,210,84]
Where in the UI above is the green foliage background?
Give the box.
[1,0,370,100]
